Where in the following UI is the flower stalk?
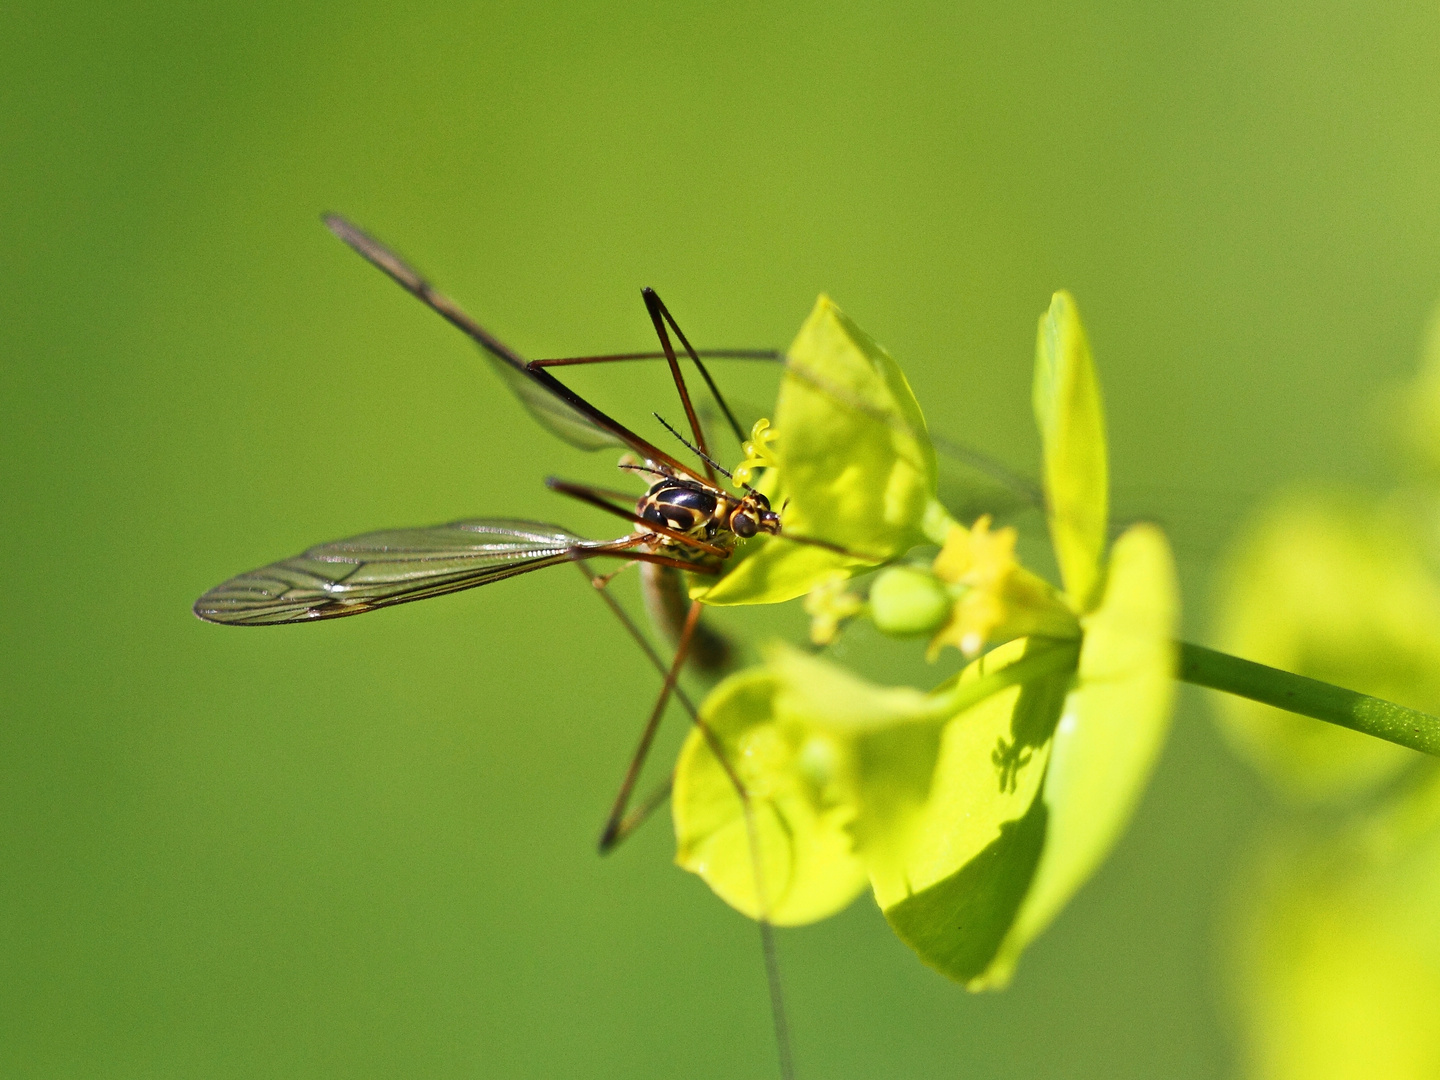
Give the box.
[1177,642,1440,757]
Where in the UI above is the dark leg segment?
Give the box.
[529,349,782,367]
[642,288,716,483]
[643,289,748,445]
[579,561,795,1080]
[574,560,688,848]
[596,599,704,853]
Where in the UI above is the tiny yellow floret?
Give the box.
[733,418,779,487]
[928,517,1079,659]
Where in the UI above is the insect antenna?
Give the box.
[652,412,737,483]
[616,461,668,479]
[652,412,889,562]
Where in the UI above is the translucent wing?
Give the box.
[194,519,595,626]
[323,214,626,453]
[487,358,625,451]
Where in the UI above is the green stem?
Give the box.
[1177,642,1440,758]
[925,638,1081,722]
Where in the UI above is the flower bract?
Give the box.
[674,291,1181,988]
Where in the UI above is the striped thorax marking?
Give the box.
[635,473,780,556]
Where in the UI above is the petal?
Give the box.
[978,522,1179,988]
[1033,291,1109,613]
[672,668,870,925]
[879,526,1176,988]
[694,296,937,606]
[877,639,1072,982]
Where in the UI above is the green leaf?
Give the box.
[977,522,1179,988]
[695,295,937,606]
[1033,291,1109,612]
[1213,493,1439,802]
[671,666,870,926]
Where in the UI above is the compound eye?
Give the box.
[732,512,758,538]
[752,491,772,510]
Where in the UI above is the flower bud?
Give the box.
[869,566,952,637]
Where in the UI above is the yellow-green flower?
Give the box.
[692,295,946,606]
[673,291,1180,989]
[927,514,1078,659]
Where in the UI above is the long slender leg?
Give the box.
[681,664,796,1080]
[573,561,689,848]
[579,560,795,1079]
[604,777,675,849]
[574,563,698,719]
[565,482,648,506]
[643,289,748,445]
[642,289,716,483]
[759,896,795,1080]
[529,349,782,367]
[596,597,704,853]
[324,215,706,484]
[324,214,531,371]
[535,345,1046,512]
[328,214,1032,517]
[532,347,1044,514]
[583,540,723,577]
[772,530,868,557]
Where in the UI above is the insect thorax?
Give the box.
[636,476,732,549]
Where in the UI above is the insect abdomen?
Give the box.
[639,562,733,675]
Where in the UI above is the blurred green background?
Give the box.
[5,2,1440,1076]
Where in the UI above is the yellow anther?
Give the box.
[932,515,1016,592]
[733,418,779,486]
[928,516,1079,659]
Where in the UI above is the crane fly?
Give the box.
[194,215,835,1079]
[193,229,788,627]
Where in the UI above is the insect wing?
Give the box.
[322,214,625,453]
[487,358,626,452]
[194,519,589,625]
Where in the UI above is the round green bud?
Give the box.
[869,566,952,638]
